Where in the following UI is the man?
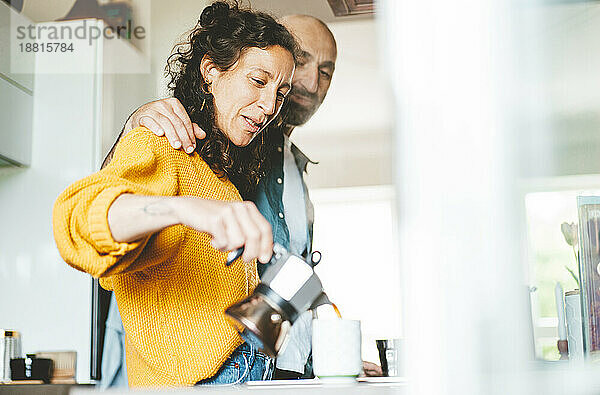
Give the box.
[101,14,381,384]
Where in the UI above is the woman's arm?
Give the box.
[54,128,272,279]
[107,194,179,243]
[108,194,273,264]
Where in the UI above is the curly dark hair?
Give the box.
[165,1,298,195]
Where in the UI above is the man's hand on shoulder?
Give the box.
[125,98,206,154]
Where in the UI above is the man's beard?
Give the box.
[282,87,320,126]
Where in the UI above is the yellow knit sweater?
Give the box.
[52,127,258,387]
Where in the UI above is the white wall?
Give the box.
[292,19,393,189]
[0,70,99,384]
[149,0,210,97]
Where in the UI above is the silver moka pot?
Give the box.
[225,244,329,357]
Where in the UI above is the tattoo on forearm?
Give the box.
[142,200,173,216]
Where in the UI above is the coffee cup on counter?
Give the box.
[312,319,362,382]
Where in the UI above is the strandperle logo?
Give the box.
[10,7,152,74]
[8,3,151,74]
[15,19,146,46]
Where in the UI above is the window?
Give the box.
[311,185,401,363]
[525,184,600,360]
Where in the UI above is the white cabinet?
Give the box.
[0,1,34,166]
[0,18,153,383]
[0,0,34,89]
[0,76,33,166]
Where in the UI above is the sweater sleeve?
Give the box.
[53,127,183,278]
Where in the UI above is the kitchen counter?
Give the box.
[0,383,93,395]
[70,378,406,394]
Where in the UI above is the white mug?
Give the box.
[312,319,362,381]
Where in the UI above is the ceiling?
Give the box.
[20,0,74,21]
[19,0,373,23]
[245,0,373,22]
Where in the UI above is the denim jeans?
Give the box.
[195,343,274,385]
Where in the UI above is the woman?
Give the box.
[53,1,297,387]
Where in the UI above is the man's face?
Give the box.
[281,17,337,126]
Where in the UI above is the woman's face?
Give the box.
[203,46,295,146]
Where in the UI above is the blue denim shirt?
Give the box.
[100,294,128,389]
[246,131,316,277]
[247,131,316,377]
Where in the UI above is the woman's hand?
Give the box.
[125,98,206,154]
[108,194,273,264]
[361,361,383,377]
[175,197,273,264]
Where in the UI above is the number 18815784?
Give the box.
[19,42,74,53]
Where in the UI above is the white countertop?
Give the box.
[71,377,407,394]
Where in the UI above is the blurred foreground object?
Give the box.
[577,196,600,360]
